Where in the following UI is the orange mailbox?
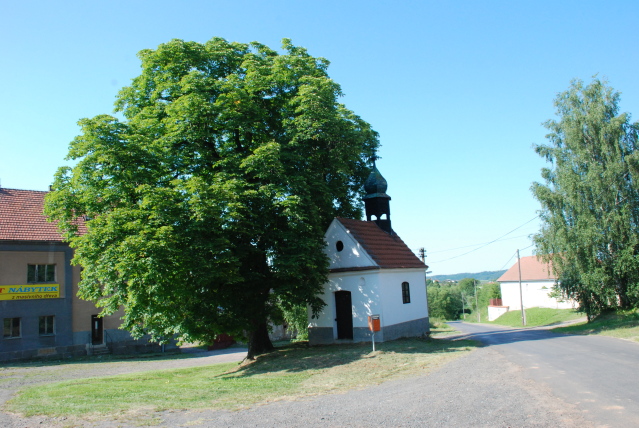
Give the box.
[368,315,381,332]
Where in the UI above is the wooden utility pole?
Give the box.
[461,292,465,319]
[474,279,480,322]
[517,249,526,326]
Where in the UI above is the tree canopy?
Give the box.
[427,282,463,320]
[532,78,639,320]
[427,279,500,321]
[457,278,477,299]
[45,37,379,358]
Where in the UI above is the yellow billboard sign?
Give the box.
[0,285,60,300]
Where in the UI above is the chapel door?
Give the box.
[91,315,104,345]
[335,290,353,340]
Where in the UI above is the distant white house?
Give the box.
[308,166,429,345]
[497,255,576,312]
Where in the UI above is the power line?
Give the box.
[499,251,518,271]
[520,243,534,252]
[499,244,536,270]
[425,233,535,255]
[412,233,535,257]
[430,215,539,264]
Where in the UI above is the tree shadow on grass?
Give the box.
[230,337,477,377]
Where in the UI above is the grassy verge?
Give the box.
[6,338,476,420]
[553,309,639,342]
[488,308,585,328]
[429,319,461,336]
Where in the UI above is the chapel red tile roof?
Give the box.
[0,188,85,242]
[336,217,425,269]
[497,255,556,282]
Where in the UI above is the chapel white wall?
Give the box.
[378,268,428,326]
[308,271,381,331]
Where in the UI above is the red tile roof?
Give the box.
[336,217,425,269]
[0,188,84,242]
[498,255,556,282]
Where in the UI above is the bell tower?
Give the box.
[363,162,392,234]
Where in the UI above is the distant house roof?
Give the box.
[0,188,84,242]
[335,217,425,270]
[497,255,556,282]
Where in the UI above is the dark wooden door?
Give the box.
[91,315,104,345]
[335,290,353,340]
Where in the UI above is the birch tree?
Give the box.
[532,78,639,319]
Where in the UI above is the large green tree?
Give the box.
[532,78,639,320]
[45,37,378,358]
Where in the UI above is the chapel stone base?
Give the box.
[308,316,430,345]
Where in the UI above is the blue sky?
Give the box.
[1,1,638,276]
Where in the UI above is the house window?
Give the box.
[39,316,55,336]
[27,264,56,283]
[3,318,21,339]
[402,282,411,304]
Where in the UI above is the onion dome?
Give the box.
[363,165,391,200]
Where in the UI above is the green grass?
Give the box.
[2,348,189,369]
[489,308,585,328]
[429,319,461,336]
[553,309,639,342]
[5,338,476,420]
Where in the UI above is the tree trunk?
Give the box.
[246,320,274,360]
[617,279,631,309]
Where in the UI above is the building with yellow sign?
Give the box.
[0,187,171,362]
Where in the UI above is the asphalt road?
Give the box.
[449,321,639,427]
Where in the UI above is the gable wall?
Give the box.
[324,219,377,270]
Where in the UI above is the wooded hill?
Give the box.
[430,270,506,282]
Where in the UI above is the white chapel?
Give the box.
[308,165,430,344]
